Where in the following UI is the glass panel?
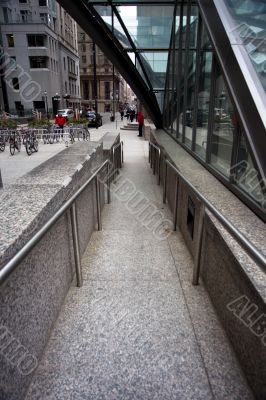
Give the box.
[195,52,213,159]
[113,15,132,48]
[224,0,266,91]
[233,132,266,210]
[184,51,196,148]
[119,5,174,49]
[189,5,199,48]
[140,52,168,88]
[178,50,186,137]
[210,71,234,176]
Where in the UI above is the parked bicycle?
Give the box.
[23,130,38,155]
[0,134,5,152]
[9,131,21,156]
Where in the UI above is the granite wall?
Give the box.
[0,141,106,400]
[151,130,266,400]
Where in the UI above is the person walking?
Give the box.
[137,111,144,137]
[120,110,124,121]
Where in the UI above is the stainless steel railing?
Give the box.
[149,142,161,185]
[0,159,112,288]
[149,142,266,285]
[112,141,124,177]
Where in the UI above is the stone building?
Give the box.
[0,0,80,116]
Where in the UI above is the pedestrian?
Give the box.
[55,114,66,130]
[120,110,124,121]
[137,111,144,137]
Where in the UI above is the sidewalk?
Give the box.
[25,129,253,400]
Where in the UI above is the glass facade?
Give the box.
[78,0,266,218]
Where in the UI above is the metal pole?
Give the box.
[148,142,151,164]
[92,42,98,115]
[153,148,156,175]
[173,175,178,231]
[192,204,205,285]
[95,177,102,231]
[157,150,161,185]
[121,142,124,164]
[70,203,83,287]
[163,161,167,204]
[107,162,111,204]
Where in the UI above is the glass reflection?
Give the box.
[195,52,213,159]
[210,73,234,176]
[234,133,266,210]
[184,51,196,148]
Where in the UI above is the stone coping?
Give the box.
[0,141,103,270]
[152,129,266,301]
[101,131,120,151]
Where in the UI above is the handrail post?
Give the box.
[95,176,102,231]
[121,142,124,165]
[173,175,178,231]
[107,162,111,204]
[157,149,161,185]
[70,203,83,287]
[148,142,151,164]
[153,147,156,175]
[192,204,205,285]
[163,161,167,204]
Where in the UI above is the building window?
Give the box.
[63,57,66,70]
[82,44,86,52]
[104,82,110,99]
[12,78,19,90]
[80,32,85,41]
[3,7,12,22]
[6,34,14,47]
[29,56,48,69]
[39,0,47,5]
[40,13,48,24]
[19,0,27,3]
[65,82,68,93]
[27,34,46,47]
[83,81,89,99]
[10,56,17,69]
[20,10,32,22]
[82,55,86,64]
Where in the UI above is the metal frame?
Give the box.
[0,159,112,288]
[112,141,124,174]
[161,158,266,285]
[149,142,161,185]
[57,0,162,128]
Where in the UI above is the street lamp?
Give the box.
[44,90,49,119]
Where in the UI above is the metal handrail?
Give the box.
[112,141,124,167]
[112,141,124,176]
[149,142,161,185]
[164,159,266,284]
[0,159,111,288]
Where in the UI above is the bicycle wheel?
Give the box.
[17,138,21,152]
[26,141,32,156]
[49,134,54,144]
[10,143,15,156]
[34,139,39,152]
[0,142,5,152]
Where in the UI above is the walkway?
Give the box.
[25,130,253,400]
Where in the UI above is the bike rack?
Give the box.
[148,142,161,185]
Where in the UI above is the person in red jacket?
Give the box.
[55,114,66,129]
[137,111,144,137]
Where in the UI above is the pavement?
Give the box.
[0,113,122,187]
[25,128,253,400]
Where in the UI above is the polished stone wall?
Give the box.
[151,129,266,400]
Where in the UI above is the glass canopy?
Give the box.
[86,1,175,110]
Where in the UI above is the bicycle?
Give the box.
[0,134,6,152]
[23,130,38,155]
[9,131,21,156]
